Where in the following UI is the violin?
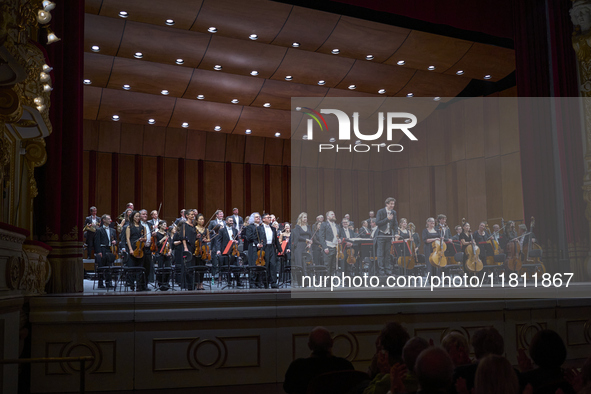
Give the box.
[429,224,448,268]
[162,236,170,256]
[232,241,240,258]
[255,225,266,266]
[337,239,344,260]
[465,229,483,272]
[201,242,211,260]
[194,237,201,257]
[111,244,119,260]
[150,235,158,253]
[133,225,145,259]
[346,247,356,265]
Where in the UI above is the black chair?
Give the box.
[121,267,146,291]
[193,265,211,289]
[154,266,174,290]
[248,266,267,288]
[291,266,304,287]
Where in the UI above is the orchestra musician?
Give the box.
[174,209,186,226]
[232,208,243,232]
[375,198,398,275]
[139,209,154,284]
[451,225,462,241]
[148,210,163,233]
[437,214,452,240]
[311,221,323,268]
[473,222,492,261]
[394,218,421,255]
[209,210,225,278]
[257,213,281,288]
[491,224,506,251]
[340,218,356,276]
[246,213,263,288]
[318,211,345,276]
[180,209,197,290]
[459,222,473,268]
[366,211,376,227]
[153,221,172,291]
[422,217,440,275]
[84,206,101,259]
[125,210,149,291]
[194,213,210,290]
[118,202,134,222]
[292,213,313,273]
[94,214,117,288]
[358,221,371,238]
[217,217,241,286]
[279,223,291,259]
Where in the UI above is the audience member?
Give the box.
[415,347,454,393]
[442,332,472,367]
[283,327,354,394]
[402,337,430,394]
[473,354,520,394]
[368,322,410,379]
[519,329,575,394]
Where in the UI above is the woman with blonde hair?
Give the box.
[292,213,312,271]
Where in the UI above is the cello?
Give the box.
[429,224,448,268]
[484,223,498,265]
[505,220,522,272]
[465,228,483,272]
[521,216,546,275]
[397,227,417,270]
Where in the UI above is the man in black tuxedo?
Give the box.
[147,210,163,233]
[84,206,101,259]
[318,211,345,276]
[208,210,225,278]
[340,219,357,276]
[94,214,117,288]
[375,197,398,275]
[174,209,186,226]
[231,208,244,232]
[245,213,263,288]
[358,221,371,238]
[217,217,241,285]
[256,213,281,288]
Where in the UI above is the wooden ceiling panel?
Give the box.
[198,35,286,79]
[118,21,210,68]
[325,89,380,98]
[335,60,416,95]
[169,99,242,132]
[443,43,515,81]
[394,70,470,98]
[385,31,473,72]
[270,49,355,87]
[250,79,328,111]
[318,16,410,62]
[271,6,340,51]
[85,0,103,15]
[233,106,291,138]
[83,53,113,88]
[84,14,125,56]
[183,69,264,105]
[99,0,202,30]
[107,57,193,97]
[83,86,103,120]
[96,89,176,125]
[191,0,292,43]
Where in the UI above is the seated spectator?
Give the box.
[283,326,354,394]
[577,356,591,394]
[452,326,504,393]
[473,354,519,394]
[415,347,454,394]
[367,322,410,379]
[402,337,430,394]
[519,329,575,394]
[442,332,472,367]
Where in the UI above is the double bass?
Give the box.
[397,227,417,270]
[505,220,522,272]
[465,228,483,272]
[429,224,448,268]
[521,217,546,275]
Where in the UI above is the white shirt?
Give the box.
[104,226,110,243]
[383,208,391,234]
[371,227,378,238]
[217,218,225,228]
[141,222,152,245]
[91,216,98,225]
[234,215,240,230]
[264,225,273,244]
[326,222,338,247]
[227,226,233,239]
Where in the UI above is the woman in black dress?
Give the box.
[125,210,148,291]
[181,210,197,290]
[422,217,440,275]
[459,222,472,270]
[292,212,313,274]
[154,221,172,290]
[194,213,210,290]
[311,221,323,267]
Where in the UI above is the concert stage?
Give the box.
[28,280,591,393]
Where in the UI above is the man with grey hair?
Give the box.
[318,211,344,276]
[283,327,353,394]
[84,206,100,259]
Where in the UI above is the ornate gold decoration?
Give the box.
[41,226,58,241]
[62,226,79,241]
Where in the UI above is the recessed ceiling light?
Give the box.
[348,85,356,90]
[433,97,441,101]
[112,115,120,121]
[83,79,91,85]
[197,95,204,100]
[263,103,271,108]
[285,75,293,81]
[175,59,184,65]
[318,80,325,85]
[295,107,301,111]
[245,129,252,134]
[407,93,414,97]
[484,74,492,79]
[161,90,169,95]
[428,65,436,70]
[275,132,281,137]
[148,119,155,124]
[91,45,100,52]
[214,126,221,131]
[329,137,336,143]
[165,19,175,26]
[231,99,239,104]
[208,27,217,33]
[378,89,386,94]
[249,34,258,40]
[355,140,361,145]
[292,42,300,47]
[397,60,405,66]
[302,135,308,140]
[119,11,128,18]
[456,70,464,75]
[134,52,143,58]
[123,84,130,90]
[250,70,259,76]
[366,55,374,60]
[214,65,222,70]
[380,143,386,147]
[405,119,412,123]
[182,122,189,128]
[331,49,340,54]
